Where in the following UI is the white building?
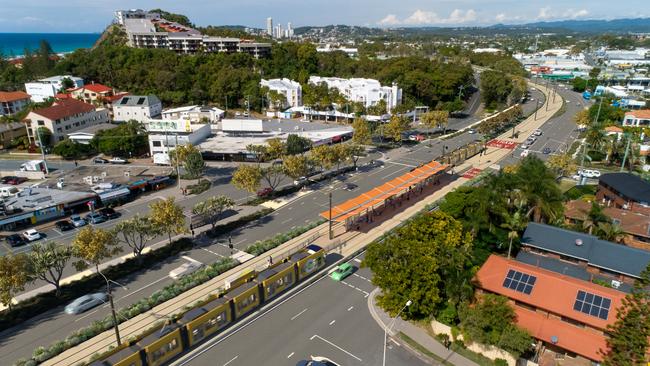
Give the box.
[0,91,31,116]
[67,123,118,145]
[114,9,160,25]
[25,75,84,103]
[266,17,273,36]
[143,119,212,155]
[622,110,650,127]
[260,78,302,109]
[316,44,358,57]
[113,95,162,123]
[308,76,402,112]
[24,99,109,144]
[161,105,225,123]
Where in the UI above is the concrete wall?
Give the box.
[0,170,45,179]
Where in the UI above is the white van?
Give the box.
[0,186,19,197]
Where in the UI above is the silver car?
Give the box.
[65,293,108,314]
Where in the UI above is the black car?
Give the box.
[542,147,552,155]
[55,220,74,231]
[93,157,109,164]
[6,234,25,247]
[99,207,120,220]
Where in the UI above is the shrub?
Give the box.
[205,208,273,238]
[245,219,325,256]
[187,179,211,194]
[495,359,508,366]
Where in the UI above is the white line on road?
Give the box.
[347,306,354,311]
[384,161,416,168]
[287,352,294,359]
[223,355,238,366]
[353,274,369,281]
[341,281,370,297]
[310,334,362,362]
[202,248,225,258]
[182,255,203,264]
[291,308,308,321]
[329,320,336,325]
[380,168,408,180]
[281,218,292,224]
[353,258,362,263]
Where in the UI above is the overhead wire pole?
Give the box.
[35,127,50,175]
[175,132,180,189]
[328,192,333,240]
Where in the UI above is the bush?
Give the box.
[205,208,273,239]
[495,359,508,366]
[187,179,211,195]
[245,219,325,256]
[563,184,597,201]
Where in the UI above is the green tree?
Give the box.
[113,215,160,259]
[0,253,31,310]
[420,110,449,136]
[385,115,410,144]
[52,139,95,159]
[232,164,263,193]
[310,144,337,170]
[516,155,564,223]
[149,197,187,244]
[603,263,650,366]
[480,70,513,109]
[572,77,588,92]
[500,211,527,259]
[192,195,235,229]
[266,138,287,160]
[282,154,311,180]
[92,120,147,157]
[183,150,205,180]
[286,134,312,155]
[597,222,625,243]
[28,242,72,296]
[364,211,473,319]
[546,153,577,178]
[346,144,366,169]
[582,202,611,235]
[71,226,121,272]
[59,77,75,92]
[36,126,53,148]
[351,117,372,145]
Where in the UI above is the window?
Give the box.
[58,136,64,141]
[237,293,256,311]
[502,269,537,295]
[65,125,71,130]
[152,141,162,147]
[150,338,178,362]
[206,311,227,330]
[37,120,45,126]
[56,128,62,133]
[573,290,611,320]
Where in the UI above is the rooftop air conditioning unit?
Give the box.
[611,280,621,289]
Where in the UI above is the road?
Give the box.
[0,84,563,365]
[172,253,429,366]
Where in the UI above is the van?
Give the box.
[0,186,19,197]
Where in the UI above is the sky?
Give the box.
[0,0,648,33]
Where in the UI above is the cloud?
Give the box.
[537,7,589,21]
[20,16,41,22]
[537,7,552,20]
[448,9,477,23]
[564,9,589,19]
[378,14,400,26]
[380,9,478,26]
[404,10,440,24]
[495,13,506,22]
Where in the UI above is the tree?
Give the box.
[480,70,513,109]
[36,127,53,148]
[500,211,527,259]
[266,138,287,160]
[113,215,160,259]
[420,110,449,136]
[581,202,611,235]
[192,195,235,229]
[286,134,312,155]
[364,211,473,319]
[310,144,337,170]
[149,197,187,244]
[597,222,625,243]
[516,155,564,223]
[183,150,205,180]
[385,115,410,144]
[92,120,147,157]
[459,294,532,357]
[351,117,372,145]
[0,253,31,310]
[28,242,72,296]
[346,144,366,169]
[59,77,75,92]
[72,226,121,272]
[232,164,263,193]
[171,143,200,167]
[260,165,284,191]
[603,263,650,365]
[52,139,95,160]
[546,153,577,177]
[282,154,311,179]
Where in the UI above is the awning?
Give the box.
[128,179,148,190]
[321,160,448,222]
[148,176,171,185]
[98,187,131,203]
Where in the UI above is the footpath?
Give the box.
[41,82,562,366]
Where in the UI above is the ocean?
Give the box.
[0,33,101,58]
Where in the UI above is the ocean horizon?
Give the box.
[0,33,101,58]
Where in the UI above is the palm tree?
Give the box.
[501,210,528,259]
[517,156,564,223]
[597,222,626,243]
[586,123,606,150]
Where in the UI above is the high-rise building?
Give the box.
[266,17,273,36]
[287,22,293,38]
[275,24,282,39]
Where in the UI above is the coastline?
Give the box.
[0,32,100,59]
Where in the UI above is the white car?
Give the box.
[169,261,203,280]
[582,169,601,178]
[70,214,87,227]
[520,149,530,158]
[65,293,108,315]
[293,176,309,186]
[22,229,41,242]
[533,129,543,136]
[468,129,476,134]
[109,157,128,164]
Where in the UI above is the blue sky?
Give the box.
[0,0,648,32]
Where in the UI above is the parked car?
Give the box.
[533,129,543,136]
[85,212,107,224]
[64,293,108,315]
[169,261,203,280]
[296,356,340,366]
[256,187,273,197]
[0,176,17,184]
[542,147,552,155]
[93,157,109,164]
[6,177,27,185]
[582,169,601,178]
[293,177,309,186]
[468,129,476,134]
[520,143,530,149]
[520,149,530,158]
[99,207,120,220]
[330,263,354,281]
[343,183,358,191]
[55,220,74,231]
[22,229,41,242]
[109,157,128,164]
[6,234,25,247]
[70,214,87,227]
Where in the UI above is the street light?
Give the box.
[95,268,127,346]
[382,299,412,366]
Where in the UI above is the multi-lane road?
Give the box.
[0,85,558,364]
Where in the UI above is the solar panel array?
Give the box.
[502,269,536,295]
[573,290,611,320]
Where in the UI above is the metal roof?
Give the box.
[599,172,650,204]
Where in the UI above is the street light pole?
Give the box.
[96,268,123,346]
[383,300,412,366]
[35,127,50,175]
[328,192,333,240]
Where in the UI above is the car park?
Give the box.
[109,157,128,164]
[93,157,109,164]
[85,212,107,224]
[64,293,108,315]
[99,207,120,219]
[169,261,203,279]
[70,214,87,227]
[520,149,530,157]
[533,129,543,136]
[6,234,25,247]
[22,229,41,242]
[55,220,74,231]
[330,263,354,281]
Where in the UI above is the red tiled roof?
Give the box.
[54,93,72,100]
[0,91,30,103]
[103,92,130,103]
[565,200,650,239]
[625,110,650,119]
[604,126,623,133]
[82,84,113,94]
[30,99,95,121]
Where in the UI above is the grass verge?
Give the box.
[397,332,452,365]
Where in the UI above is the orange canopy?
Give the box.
[321,160,448,222]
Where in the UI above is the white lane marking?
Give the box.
[329,320,336,325]
[353,258,362,263]
[202,248,225,258]
[384,161,416,168]
[340,281,370,297]
[52,228,63,236]
[353,274,369,281]
[380,168,408,180]
[291,308,308,321]
[287,352,294,359]
[310,334,363,362]
[281,218,292,224]
[347,306,354,311]
[182,256,203,264]
[223,355,238,366]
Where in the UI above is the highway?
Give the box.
[0,86,551,364]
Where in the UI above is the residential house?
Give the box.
[69,83,115,106]
[0,91,31,116]
[67,123,118,145]
[260,79,302,109]
[596,172,650,215]
[24,75,84,103]
[621,109,650,127]
[161,105,224,123]
[24,99,110,145]
[0,122,27,148]
[113,95,162,123]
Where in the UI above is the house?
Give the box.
[24,99,110,145]
[475,255,625,364]
[0,122,27,148]
[596,173,650,215]
[260,79,302,109]
[161,105,224,123]
[67,123,118,145]
[0,91,31,116]
[24,75,84,103]
[308,76,402,112]
[143,119,211,156]
[113,95,162,123]
[69,83,115,106]
[621,109,650,127]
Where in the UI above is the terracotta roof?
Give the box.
[475,254,624,332]
[30,99,95,121]
[565,200,650,239]
[625,109,650,119]
[0,91,30,103]
[54,93,72,100]
[81,84,113,94]
[103,92,130,103]
[604,126,623,133]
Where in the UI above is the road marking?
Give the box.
[287,352,294,359]
[281,218,292,224]
[384,161,416,168]
[341,281,370,297]
[182,256,203,264]
[353,258,362,263]
[223,355,238,366]
[329,320,336,325]
[52,228,63,236]
[380,168,408,180]
[353,274,369,281]
[291,308,308,321]
[202,248,225,258]
[310,334,362,362]
[347,306,354,311]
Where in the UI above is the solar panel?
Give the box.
[137,97,146,105]
[120,97,130,105]
[502,269,537,295]
[573,290,611,320]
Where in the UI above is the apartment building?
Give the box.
[113,95,162,123]
[144,119,211,155]
[260,78,302,109]
[621,109,650,127]
[308,76,402,112]
[69,83,115,105]
[0,91,31,116]
[24,75,84,103]
[161,105,224,123]
[596,172,650,215]
[24,99,110,144]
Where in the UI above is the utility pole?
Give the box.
[34,128,50,175]
[328,192,333,240]
[96,269,125,347]
[175,132,180,189]
[545,79,550,111]
[620,133,631,172]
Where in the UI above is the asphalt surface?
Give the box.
[172,253,429,366]
[0,85,557,364]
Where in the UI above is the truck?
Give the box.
[153,153,171,166]
[20,160,46,172]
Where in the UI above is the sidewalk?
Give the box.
[367,288,479,366]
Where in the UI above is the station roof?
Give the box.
[320,160,448,223]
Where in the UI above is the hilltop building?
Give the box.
[0,91,31,116]
[308,76,402,112]
[113,95,162,123]
[25,76,84,103]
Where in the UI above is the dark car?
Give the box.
[256,187,273,197]
[343,183,358,191]
[6,177,27,185]
[93,157,109,164]
[0,176,17,184]
[99,207,120,220]
[542,147,552,155]
[55,220,74,231]
[6,234,25,247]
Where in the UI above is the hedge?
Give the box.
[187,179,211,195]
[205,208,273,238]
[245,219,326,256]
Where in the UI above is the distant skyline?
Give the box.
[0,0,648,32]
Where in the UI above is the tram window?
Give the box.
[238,294,256,310]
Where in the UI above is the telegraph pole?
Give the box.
[35,128,50,175]
[620,134,631,172]
[175,132,180,189]
[328,192,333,240]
